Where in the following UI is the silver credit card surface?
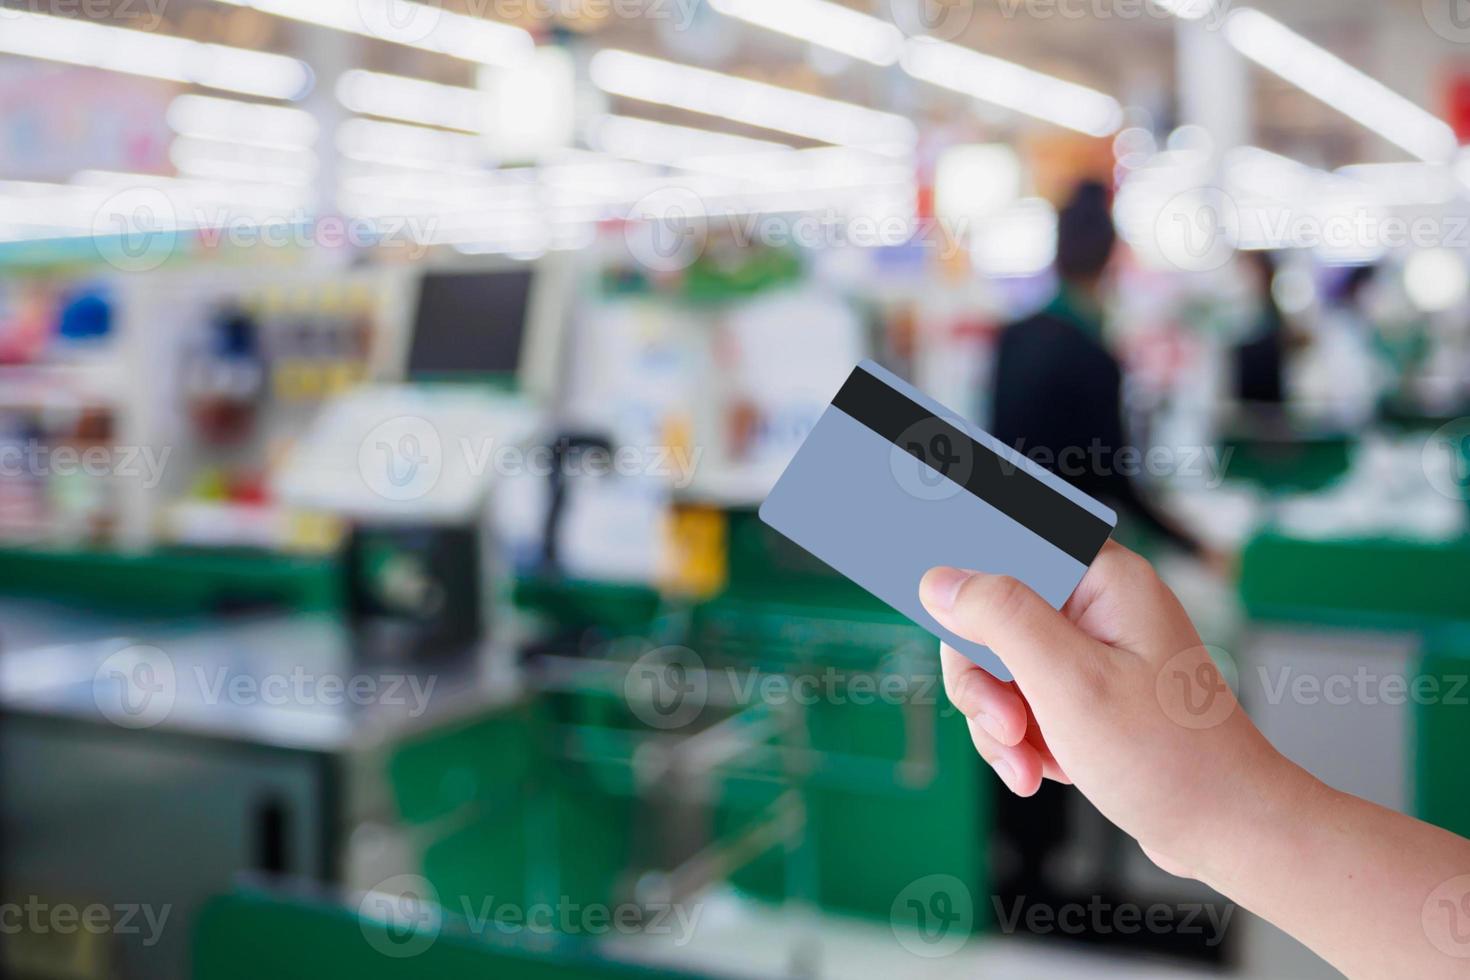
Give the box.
[759,360,1117,681]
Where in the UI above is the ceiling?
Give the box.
[4,0,1465,167]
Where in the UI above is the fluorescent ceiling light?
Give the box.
[0,172,311,244]
[1224,8,1457,162]
[0,9,313,100]
[934,144,1022,221]
[0,181,119,239]
[335,70,484,133]
[1221,147,1389,258]
[1335,162,1458,207]
[337,118,491,172]
[644,146,910,195]
[339,171,537,202]
[1225,145,1334,199]
[900,37,1123,137]
[477,46,576,161]
[707,0,904,66]
[588,116,911,199]
[587,116,909,194]
[588,49,917,154]
[72,170,313,211]
[168,95,319,149]
[340,153,912,228]
[588,115,793,167]
[170,137,318,186]
[971,198,1058,278]
[210,0,533,67]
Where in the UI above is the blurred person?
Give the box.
[986,181,1216,912]
[1295,263,1390,428]
[921,546,1470,979]
[990,181,1206,561]
[1232,250,1289,406]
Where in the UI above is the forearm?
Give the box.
[1194,755,1470,978]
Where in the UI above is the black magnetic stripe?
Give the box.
[830,365,1113,566]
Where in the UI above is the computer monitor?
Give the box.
[407,268,534,380]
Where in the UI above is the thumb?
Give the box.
[919,567,1109,699]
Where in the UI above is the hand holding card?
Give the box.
[759,360,1116,681]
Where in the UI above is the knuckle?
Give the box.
[1131,559,1162,592]
[1094,541,1126,570]
[1110,544,1152,581]
[1095,544,1163,594]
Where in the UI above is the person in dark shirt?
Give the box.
[991,181,1203,557]
[1232,250,1288,405]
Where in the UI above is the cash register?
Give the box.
[275,261,568,661]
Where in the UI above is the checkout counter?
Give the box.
[0,509,987,980]
[0,247,989,979]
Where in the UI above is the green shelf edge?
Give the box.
[0,545,342,615]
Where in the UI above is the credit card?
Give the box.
[759,360,1117,681]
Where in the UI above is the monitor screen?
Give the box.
[407,269,534,378]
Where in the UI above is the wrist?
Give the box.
[1191,743,1331,894]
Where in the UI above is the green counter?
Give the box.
[0,545,341,615]
[1240,532,1470,629]
[1239,531,1470,844]
[1222,432,1353,494]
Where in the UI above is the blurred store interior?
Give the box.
[2,0,1470,977]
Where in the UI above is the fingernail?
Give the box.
[992,758,1017,791]
[924,567,973,613]
[977,712,1008,743]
